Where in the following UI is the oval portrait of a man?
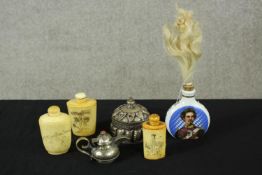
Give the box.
[175,108,204,140]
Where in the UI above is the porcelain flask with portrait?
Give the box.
[165,83,210,140]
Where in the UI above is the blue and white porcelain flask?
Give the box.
[165,83,210,140]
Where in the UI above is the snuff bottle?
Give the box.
[39,106,72,155]
[142,114,166,160]
[67,92,97,136]
[165,83,210,140]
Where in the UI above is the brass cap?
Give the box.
[149,114,160,126]
[48,105,60,115]
[183,82,194,91]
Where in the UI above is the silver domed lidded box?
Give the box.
[110,97,150,144]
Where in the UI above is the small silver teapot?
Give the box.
[76,131,129,163]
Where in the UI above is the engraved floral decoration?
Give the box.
[43,130,71,147]
[71,110,90,132]
[145,134,164,156]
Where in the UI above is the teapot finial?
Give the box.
[94,130,113,146]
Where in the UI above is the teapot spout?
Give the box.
[113,135,131,145]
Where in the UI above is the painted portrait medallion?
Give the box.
[169,106,209,139]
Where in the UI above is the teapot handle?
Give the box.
[76,137,92,158]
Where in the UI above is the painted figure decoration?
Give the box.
[165,91,210,140]
[175,108,204,140]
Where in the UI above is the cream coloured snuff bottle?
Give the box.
[39,106,72,155]
[67,92,97,136]
[142,114,166,160]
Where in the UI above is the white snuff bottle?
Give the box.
[165,83,210,140]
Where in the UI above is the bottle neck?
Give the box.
[180,95,196,103]
[180,89,196,103]
[76,98,88,103]
[48,113,60,117]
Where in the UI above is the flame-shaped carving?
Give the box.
[163,6,202,83]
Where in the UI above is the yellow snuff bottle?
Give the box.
[67,92,97,136]
[142,114,166,160]
[39,106,72,155]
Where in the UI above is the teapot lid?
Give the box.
[96,131,113,146]
[112,97,149,125]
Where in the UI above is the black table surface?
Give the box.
[0,100,261,175]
